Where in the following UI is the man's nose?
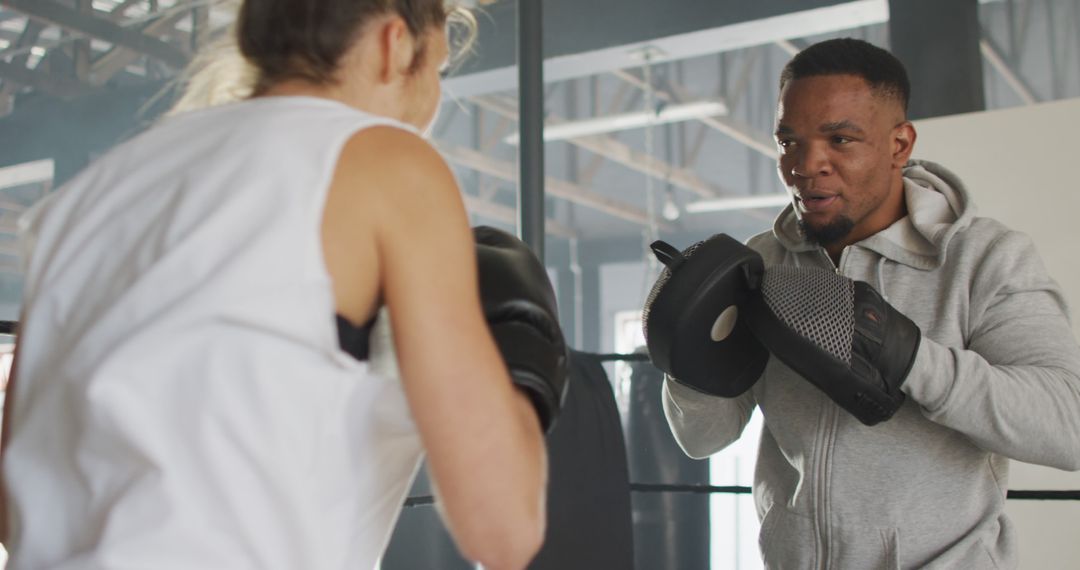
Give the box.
[789,144,831,179]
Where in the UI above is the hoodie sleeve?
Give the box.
[662,377,757,459]
[903,231,1080,471]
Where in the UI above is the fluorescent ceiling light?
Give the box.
[684,193,791,213]
[0,159,53,190]
[504,99,728,145]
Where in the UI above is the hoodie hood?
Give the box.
[771,159,976,270]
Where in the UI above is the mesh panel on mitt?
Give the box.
[759,265,855,364]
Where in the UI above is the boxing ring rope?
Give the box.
[624,484,1080,501]
[591,351,1080,503]
[404,482,1080,508]
[600,351,1080,502]
[0,323,1073,505]
[402,351,1080,507]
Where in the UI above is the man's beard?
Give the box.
[798,216,855,247]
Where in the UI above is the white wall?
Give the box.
[915,98,1080,569]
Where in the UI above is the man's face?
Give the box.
[774,74,913,250]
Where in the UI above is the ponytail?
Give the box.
[167,28,257,115]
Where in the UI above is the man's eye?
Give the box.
[832,136,852,144]
[777,139,794,149]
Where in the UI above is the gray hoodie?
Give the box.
[663,160,1080,569]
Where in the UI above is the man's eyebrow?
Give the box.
[820,120,864,134]
[775,125,794,136]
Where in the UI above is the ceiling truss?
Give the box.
[0,0,1075,247]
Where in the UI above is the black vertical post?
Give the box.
[518,0,545,261]
[581,265,601,353]
[889,0,985,119]
[555,265,577,349]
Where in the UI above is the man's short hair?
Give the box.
[779,38,910,113]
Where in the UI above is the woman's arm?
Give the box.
[322,126,546,570]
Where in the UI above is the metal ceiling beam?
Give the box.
[698,113,777,160]
[0,0,154,109]
[0,58,95,97]
[570,131,726,200]
[90,8,190,85]
[979,34,1038,105]
[473,94,727,200]
[463,194,577,239]
[443,0,890,98]
[436,141,673,231]
[611,68,778,160]
[722,45,763,115]
[575,82,632,186]
[0,18,44,64]
[73,0,93,82]
[3,0,189,69]
[107,0,147,18]
[774,39,800,57]
[609,62,776,224]
[681,122,709,170]
[0,19,44,111]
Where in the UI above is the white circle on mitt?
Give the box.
[710,305,738,342]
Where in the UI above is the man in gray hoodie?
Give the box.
[663,38,1080,569]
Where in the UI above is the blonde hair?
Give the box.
[167,31,256,115]
[167,2,476,116]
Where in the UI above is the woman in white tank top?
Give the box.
[0,2,548,569]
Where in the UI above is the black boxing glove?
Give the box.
[642,234,770,397]
[473,226,569,432]
[742,265,921,426]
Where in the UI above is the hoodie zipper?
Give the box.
[831,247,851,274]
[814,246,849,569]
[815,406,837,569]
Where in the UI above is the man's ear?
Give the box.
[892,121,917,168]
[378,16,415,84]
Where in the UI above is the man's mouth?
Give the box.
[795,192,839,213]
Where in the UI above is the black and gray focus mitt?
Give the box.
[642,234,769,397]
[743,265,921,426]
[643,234,921,425]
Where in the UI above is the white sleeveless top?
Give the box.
[3,97,423,569]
